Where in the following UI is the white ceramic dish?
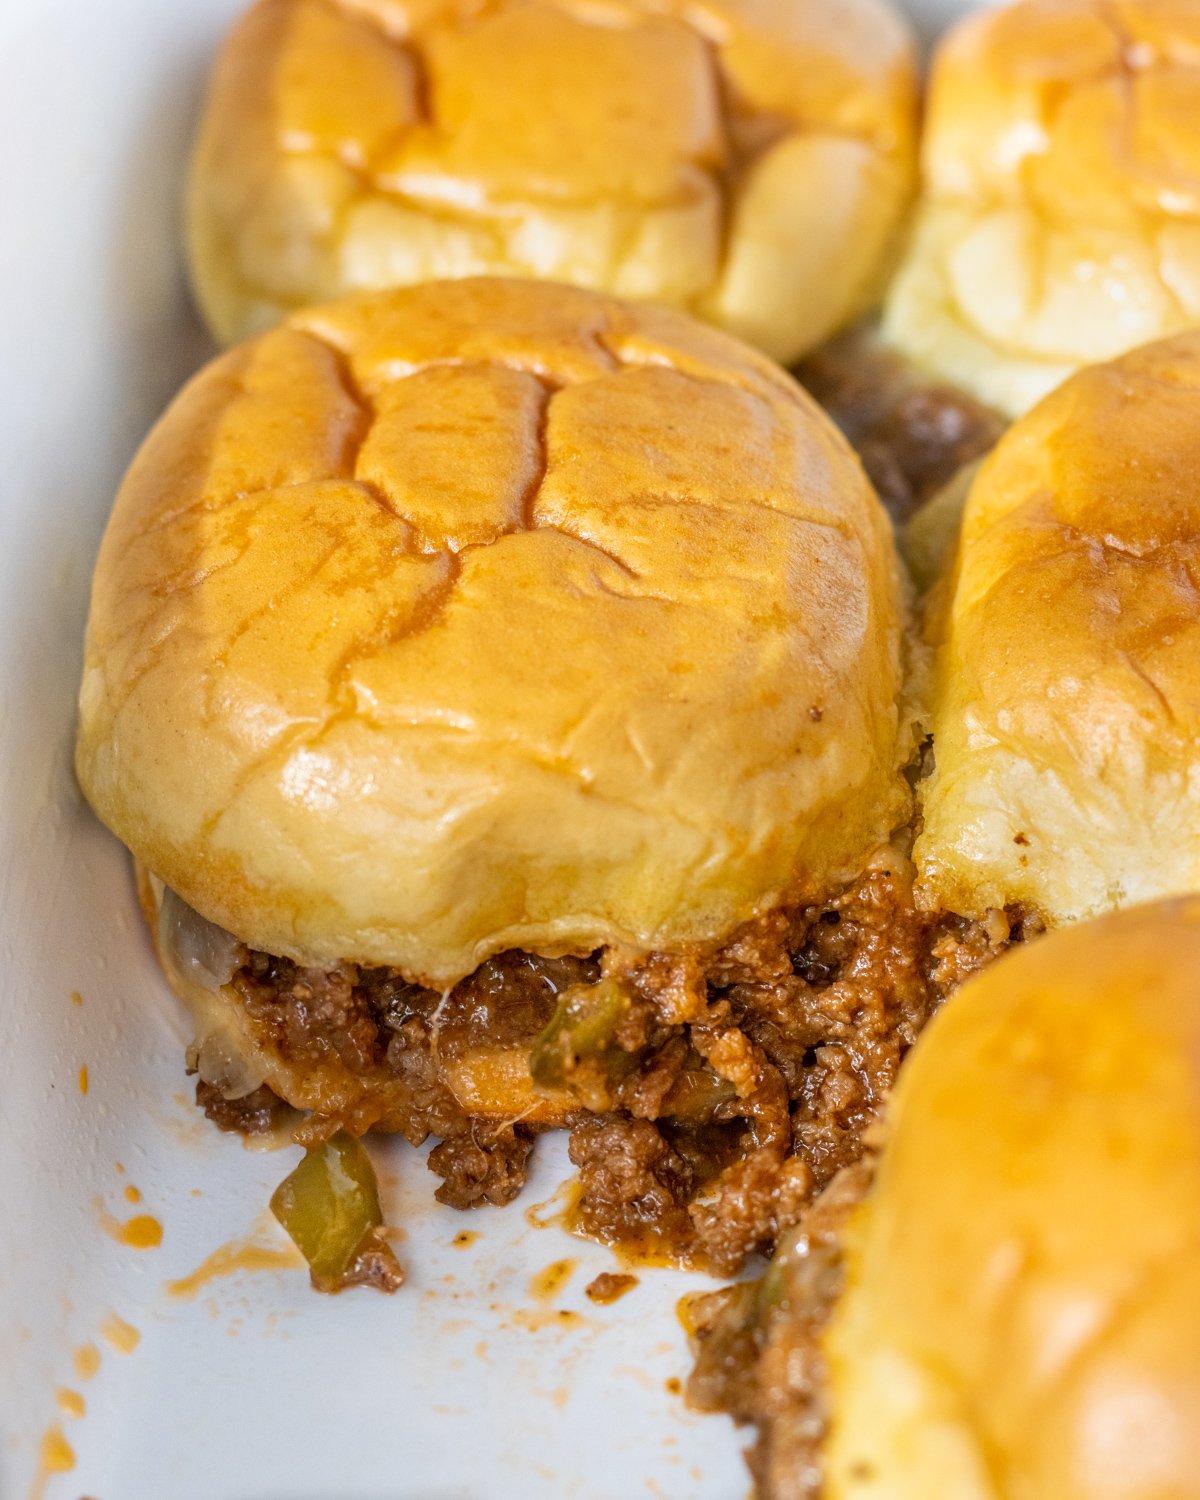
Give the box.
[0,2,979,1495]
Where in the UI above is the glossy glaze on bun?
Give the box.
[187,0,917,360]
[915,332,1200,926]
[76,278,911,986]
[884,0,1200,416]
[824,897,1200,1498]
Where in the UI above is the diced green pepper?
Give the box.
[270,1132,399,1294]
[753,1223,842,1325]
[754,1229,799,1320]
[530,977,631,1089]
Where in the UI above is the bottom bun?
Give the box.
[824,898,1200,1499]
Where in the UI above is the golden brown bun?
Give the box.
[915,332,1200,925]
[824,897,1200,1500]
[884,0,1200,417]
[186,0,917,362]
[76,279,910,986]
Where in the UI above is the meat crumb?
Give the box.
[429,1123,535,1209]
[195,1080,290,1137]
[584,1271,638,1305]
[336,1229,405,1295]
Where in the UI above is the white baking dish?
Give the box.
[0,1,977,1494]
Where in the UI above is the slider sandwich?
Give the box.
[187,0,917,363]
[76,278,933,1278]
[692,897,1200,1499]
[916,331,1200,927]
[884,0,1200,416]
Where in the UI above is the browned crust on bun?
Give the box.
[77,278,913,986]
[187,0,917,360]
[916,330,1200,926]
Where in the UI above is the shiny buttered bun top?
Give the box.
[76,279,910,987]
[884,0,1200,417]
[824,898,1200,1499]
[915,332,1200,926]
[187,0,918,361]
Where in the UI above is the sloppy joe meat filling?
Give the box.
[795,328,1004,524]
[683,906,1041,1500]
[193,850,1008,1278]
[687,1159,872,1500]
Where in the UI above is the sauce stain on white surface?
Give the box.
[166,1233,304,1300]
[675,1292,701,1336]
[99,1207,163,1250]
[72,1343,100,1381]
[99,1313,141,1355]
[55,1388,85,1419]
[507,1305,588,1333]
[525,1176,582,1229]
[529,1258,577,1301]
[28,1424,74,1500]
[95,1186,162,1248]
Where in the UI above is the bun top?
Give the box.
[824,897,1200,1499]
[883,0,1200,416]
[915,331,1200,925]
[76,279,910,985]
[187,0,917,361]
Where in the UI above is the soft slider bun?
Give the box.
[823,897,1200,1498]
[187,0,917,360]
[915,332,1200,927]
[884,0,1200,417]
[76,278,910,990]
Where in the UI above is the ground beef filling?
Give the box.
[203,850,1000,1278]
[227,949,596,1208]
[795,329,1004,525]
[683,907,1042,1500]
[195,1080,291,1137]
[686,1159,872,1500]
